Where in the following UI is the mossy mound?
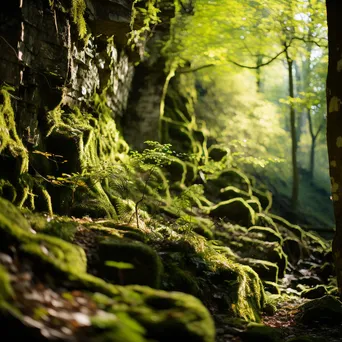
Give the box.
[296,295,342,325]
[0,197,87,276]
[301,285,329,299]
[90,286,216,342]
[97,237,163,288]
[210,198,256,227]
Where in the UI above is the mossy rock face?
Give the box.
[240,258,279,283]
[210,198,256,227]
[208,144,229,161]
[301,285,328,299]
[219,186,251,202]
[98,238,163,288]
[252,188,272,212]
[206,169,252,195]
[241,323,282,342]
[296,295,342,325]
[248,227,283,244]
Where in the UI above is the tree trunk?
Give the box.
[326,0,342,295]
[310,137,316,181]
[286,53,299,211]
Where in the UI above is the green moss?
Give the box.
[0,179,17,203]
[0,265,14,302]
[98,237,163,288]
[125,286,215,342]
[0,87,29,174]
[91,311,147,342]
[71,0,87,38]
[210,198,256,227]
[0,196,87,276]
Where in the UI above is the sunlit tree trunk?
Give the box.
[326,0,342,295]
[286,50,299,211]
[307,108,324,181]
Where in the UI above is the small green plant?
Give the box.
[128,0,161,53]
[129,141,173,228]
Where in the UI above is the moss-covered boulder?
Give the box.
[210,198,256,227]
[296,295,342,325]
[301,285,329,299]
[0,197,87,276]
[98,238,163,288]
[91,286,216,342]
